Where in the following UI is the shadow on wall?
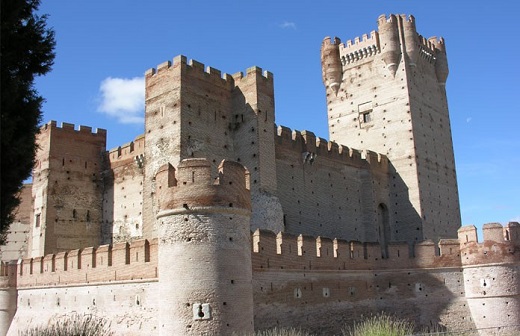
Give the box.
[101,166,114,245]
[251,228,471,335]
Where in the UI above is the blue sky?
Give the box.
[34,1,519,232]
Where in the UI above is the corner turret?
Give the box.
[402,15,420,66]
[156,158,253,335]
[430,37,449,85]
[458,223,520,334]
[377,14,400,76]
[321,37,342,95]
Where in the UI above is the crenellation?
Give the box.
[340,30,379,65]
[250,230,483,271]
[275,125,386,169]
[482,222,505,242]
[80,247,95,269]
[316,236,334,258]
[297,234,317,258]
[54,251,67,272]
[333,238,349,259]
[108,135,145,163]
[156,60,171,73]
[188,58,204,72]
[42,254,55,273]
[505,222,520,244]
[61,122,75,130]
[96,244,112,268]
[41,120,106,136]
[277,232,299,256]
[276,125,293,140]
[112,242,130,266]
[438,239,460,257]
[252,229,277,254]
[78,125,92,133]
[3,14,517,335]
[67,249,81,270]
[13,238,158,288]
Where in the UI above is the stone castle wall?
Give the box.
[104,135,145,244]
[274,126,390,242]
[29,122,106,257]
[2,222,518,334]
[1,13,516,336]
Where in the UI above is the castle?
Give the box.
[1,14,519,335]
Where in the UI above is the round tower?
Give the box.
[377,14,400,76]
[155,158,253,335]
[321,37,342,96]
[0,261,18,335]
[403,15,420,66]
[459,223,520,335]
[430,37,449,85]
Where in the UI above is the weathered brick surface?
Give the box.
[1,13,518,336]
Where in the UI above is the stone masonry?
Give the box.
[0,14,518,336]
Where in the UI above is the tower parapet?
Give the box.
[155,158,253,335]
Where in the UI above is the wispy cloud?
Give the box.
[97,77,144,124]
[466,117,472,123]
[279,21,296,30]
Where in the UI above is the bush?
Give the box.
[342,313,415,336]
[19,313,113,336]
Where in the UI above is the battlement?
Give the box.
[4,238,158,288]
[155,158,251,215]
[458,223,520,266]
[108,134,145,164]
[338,31,380,65]
[42,120,107,137]
[276,125,388,170]
[145,55,272,86]
[252,229,462,271]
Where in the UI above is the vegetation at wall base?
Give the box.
[342,313,415,336]
[19,313,113,336]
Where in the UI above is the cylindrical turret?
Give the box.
[0,262,17,336]
[377,14,400,76]
[430,37,449,85]
[321,37,342,95]
[156,158,253,336]
[459,223,520,335]
[403,15,420,67]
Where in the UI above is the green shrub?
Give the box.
[342,313,415,336]
[19,313,113,336]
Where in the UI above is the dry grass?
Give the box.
[19,313,113,336]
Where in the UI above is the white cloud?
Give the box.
[97,77,145,124]
[279,21,296,30]
[466,117,472,123]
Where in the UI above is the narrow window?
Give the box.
[362,112,372,123]
[35,214,41,227]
